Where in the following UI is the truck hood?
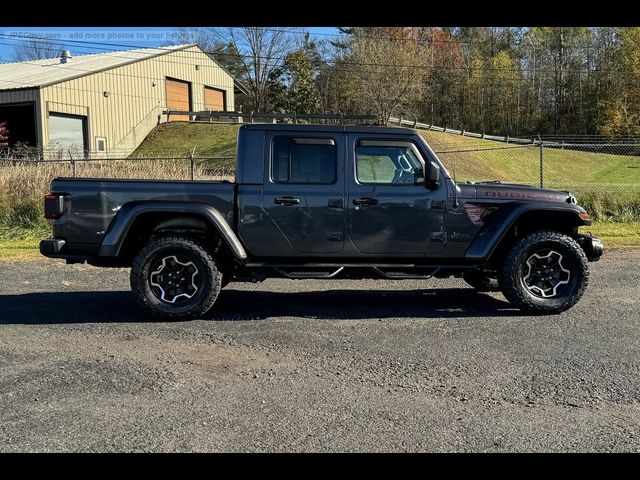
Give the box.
[458,181,575,204]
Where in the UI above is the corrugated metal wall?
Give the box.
[38,46,235,157]
[0,88,42,146]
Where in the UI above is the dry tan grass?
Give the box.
[0,159,234,228]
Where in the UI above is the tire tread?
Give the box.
[499,230,589,314]
[130,235,221,320]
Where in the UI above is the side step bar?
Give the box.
[261,265,458,280]
[371,267,441,280]
[273,267,345,279]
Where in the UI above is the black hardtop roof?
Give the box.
[239,123,418,136]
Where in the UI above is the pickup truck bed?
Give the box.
[47,178,235,257]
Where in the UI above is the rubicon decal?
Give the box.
[482,190,567,202]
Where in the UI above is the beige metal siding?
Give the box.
[38,45,235,157]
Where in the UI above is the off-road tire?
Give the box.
[130,236,222,320]
[462,271,500,292]
[499,231,589,314]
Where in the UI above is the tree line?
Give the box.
[173,27,640,137]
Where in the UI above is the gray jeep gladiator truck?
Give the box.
[40,124,603,320]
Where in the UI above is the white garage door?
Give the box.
[48,113,87,153]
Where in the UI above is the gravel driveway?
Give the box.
[1,250,639,452]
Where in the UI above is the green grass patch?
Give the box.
[0,222,49,241]
[0,238,40,259]
[581,221,640,246]
[132,123,240,168]
[0,223,50,259]
[419,130,640,198]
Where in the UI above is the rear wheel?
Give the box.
[130,236,222,320]
[499,231,589,314]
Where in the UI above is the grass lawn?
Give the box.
[419,130,640,196]
[0,238,41,260]
[0,224,50,260]
[1,221,637,261]
[131,122,239,167]
[581,221,640,247]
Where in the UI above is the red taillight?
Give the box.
[44,193,64,220]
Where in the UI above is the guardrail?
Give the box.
[163,110,380,125]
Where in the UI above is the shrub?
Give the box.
[0,122,8,149]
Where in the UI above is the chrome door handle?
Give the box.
[353,197,379,206]
[274,196,300,206]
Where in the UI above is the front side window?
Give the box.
[356,144,424,185]
[272,136,337,184]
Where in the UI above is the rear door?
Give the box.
[261,132,345,255]
[347,135,447,255]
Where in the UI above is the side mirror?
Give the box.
[425,161,440,190]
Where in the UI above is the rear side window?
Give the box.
[272,136,337,184]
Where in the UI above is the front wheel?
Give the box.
[130,236,222,320]
[499,231,589,314]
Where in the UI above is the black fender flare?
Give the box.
[464,202,591,261]
[97,202,247,260]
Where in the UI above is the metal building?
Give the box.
[0,44,236,157]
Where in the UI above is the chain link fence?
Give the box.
[434,141,640,220]
[0,156,236,181]
[2,136,639,221]
[434,142,640,197]
[3,142,638,196]
[3,143,638,191]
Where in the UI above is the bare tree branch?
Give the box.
[218,27,300,113]
[14,35,64,61]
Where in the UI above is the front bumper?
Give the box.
[577,234,604,262]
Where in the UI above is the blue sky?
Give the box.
[0,27,340,62]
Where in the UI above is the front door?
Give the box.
[347,136,447,255]
[261,133,345,255]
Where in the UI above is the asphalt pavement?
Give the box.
[0,250,638,452]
